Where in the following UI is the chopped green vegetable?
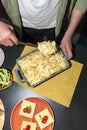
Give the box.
[0,68,12,90]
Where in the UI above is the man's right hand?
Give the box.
[0,21,19,46]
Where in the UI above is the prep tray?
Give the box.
[15,49,70,88]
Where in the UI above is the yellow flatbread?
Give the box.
[0,99,5,130]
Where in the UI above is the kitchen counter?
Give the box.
[0,34,87,130]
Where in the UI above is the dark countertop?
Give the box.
[0,34,87,130]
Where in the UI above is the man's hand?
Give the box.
[60,9,84,60]
[0,22,19,46]
[60,35,73,60]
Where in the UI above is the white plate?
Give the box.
[0,48,5,67]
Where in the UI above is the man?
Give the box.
[0,0,87,60]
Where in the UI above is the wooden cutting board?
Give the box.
[0,99,5,130]
[12,46,83,107]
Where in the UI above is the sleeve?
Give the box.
[0,0,12,25]
[74,0,87,13]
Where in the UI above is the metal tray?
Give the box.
[15,49,70,88]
